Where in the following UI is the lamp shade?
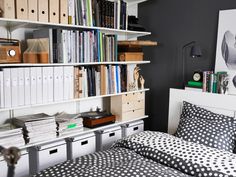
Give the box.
[190,44,202,58]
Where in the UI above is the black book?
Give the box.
[91,67,96,96]
[120,65,127,92]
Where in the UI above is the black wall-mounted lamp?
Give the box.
[182,41,202,87]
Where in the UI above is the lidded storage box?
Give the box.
[121,120,144,137]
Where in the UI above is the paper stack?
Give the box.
[55,112,83,136]
[12,113,57,144]
[0,123,25,148]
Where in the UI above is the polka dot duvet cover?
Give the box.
[34,131,236,177]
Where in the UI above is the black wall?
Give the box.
[138,0,236,132]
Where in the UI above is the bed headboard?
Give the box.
[168,88,236,135]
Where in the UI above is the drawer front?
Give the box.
[123,123,144,137]
[123,99,144,112]
[121,109,145,121]
[72,136,96,158]
[100,129,122,150]
[122,91,145,103]
[38,144,67,171]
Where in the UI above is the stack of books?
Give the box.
[12,113,57,144]
[52,29,117,64]
[0,124,25,148]
[55,112,83,136]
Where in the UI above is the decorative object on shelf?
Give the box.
[118,40,157,62]
[220,73,229,94]
[181,41,202,87]
[140,75,145,90]
[0,146,21,177]
[133,66,140,90]
[0,38,21,64]
[23,38,49,63]
[193,71,203,82]
[128,15,145,31]
[215,9,236,95]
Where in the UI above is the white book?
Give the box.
[54,67,64,101]
[62,30,68,63]
[36,67,43,104]
[117,0,121,30]
[3,68,11,108]
[42,67,49,103]
[83,67,88,97]
[47,67,54,102]
[18,68,25,106]
[112,66,117,94]
[117,66,121,93]
[76,31,80,63]
[95,70,101,96]
[68,30,71,63]
[0,71,4,108]
[24,68,31,105]
[105,66,109,94]
[30,67,37,105]
[63,66,70,100]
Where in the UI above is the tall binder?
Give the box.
[63,66,74,100]
[3,68,11,108]
[28,0,38,21]
[42,67,48,103]
[24,68,31,106]
[47,67,54,102]
[0,0,15,19]
[36,67,43,104]
[16,0,28,20]
[11,68,19,107]
[49,0,59,23]
[30,67,37,105]
[0,71,4,108]
[18,68,25,106]
[53,67,63,101]
[38,0,48,22]
[59,0,68,24]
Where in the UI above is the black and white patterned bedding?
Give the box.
[34,131,236,177]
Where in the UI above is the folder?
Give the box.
[16,0,28,20]
[49,0,59,23]
[59,0,68,24]
[11,68,19,107]
[42,67,48,103]
[47,67,54,102]
[36,67,43,104]
[24,68,31,106]
[68,66,74,99]
[30,67,37,105]
[0,0,15,18]
[53,67,64,101]
[63,66,70,100]
[18,68,25,106]
[3,68,11,108]
[28,0,38,21]
[0,71,4,108]
[38,0,48,22]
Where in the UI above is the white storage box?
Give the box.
[122,120,144,137]
[96,126,122,151]
[0,150,29,177]
[66,132,96,160]
[29,140,67,175]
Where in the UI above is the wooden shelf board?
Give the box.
[0,18,151,38]
[0,89,150,112]
[20,115,149,150]
[0,61,151,67]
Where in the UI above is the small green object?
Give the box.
[67,124,77,129]
[187,81,203,88]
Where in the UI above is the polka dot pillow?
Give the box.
[175,101,236,153]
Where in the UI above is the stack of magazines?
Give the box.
[12,113,57,144]
[0,123,25,148]
[55,112,83,136]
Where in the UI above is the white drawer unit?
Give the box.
[121,120,144,137]
[95,126,122,151]
[66,132,96,160]
[29,140,67,175]
[0,150,29,177]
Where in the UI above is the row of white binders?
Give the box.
[0,66,74,108]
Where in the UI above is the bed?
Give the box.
[33,89,236,177]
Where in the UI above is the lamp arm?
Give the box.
[182,41,196,87]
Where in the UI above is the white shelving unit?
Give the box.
[0,0,152,152]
